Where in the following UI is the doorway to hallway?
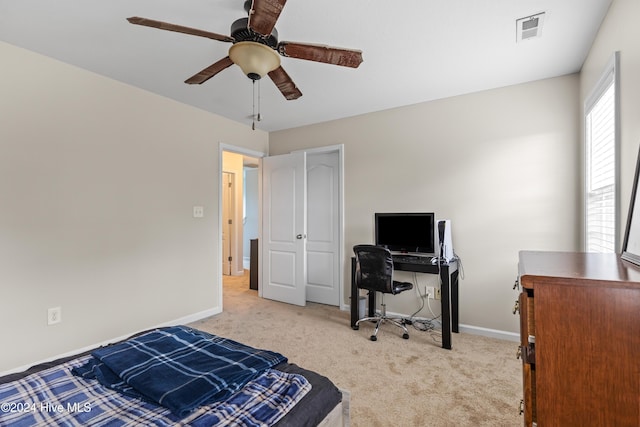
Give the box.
[221,148,260,298]
[220,144,344,309]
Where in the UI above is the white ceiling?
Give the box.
[0,0,612,132]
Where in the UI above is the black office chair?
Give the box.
[353,244,414,341]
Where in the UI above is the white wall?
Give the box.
[0,41,268,373]
[270,75,580,334]
[580,0,640,245]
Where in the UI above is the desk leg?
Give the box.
[440,266,452,350]
[350,258,358,329]
[451,270,459,333]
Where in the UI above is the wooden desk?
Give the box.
[350,257,459,349]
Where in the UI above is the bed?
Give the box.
[0,326,348,426]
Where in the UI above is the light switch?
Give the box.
[193,206,204,218]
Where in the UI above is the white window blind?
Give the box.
[585,53,618,253]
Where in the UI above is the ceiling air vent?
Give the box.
[516,12,545,42]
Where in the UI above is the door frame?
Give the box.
[218,143,266,310]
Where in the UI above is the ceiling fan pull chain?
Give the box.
[257,79,262,122]
[252,79,256,130]
[251,79,262,131]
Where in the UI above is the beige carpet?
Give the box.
[190,271,522,427]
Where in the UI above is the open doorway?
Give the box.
[220,144,344,309]
[221,148,261,295]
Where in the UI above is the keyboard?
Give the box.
[392,255,434,265]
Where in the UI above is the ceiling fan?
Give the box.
[127,0,364,101]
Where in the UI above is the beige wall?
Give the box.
[0,41,268,373]
[270,75,580,335]
[580,0,640,245]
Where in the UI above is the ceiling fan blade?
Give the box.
[127,17,234,43]
[268,66,302,100]
[278,41,363,68]
[185,57,234,85]
[247,0,287,36]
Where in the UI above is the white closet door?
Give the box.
[305,151,340,306]
[261,152,306,306]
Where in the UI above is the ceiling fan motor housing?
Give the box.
[230,18,278,48]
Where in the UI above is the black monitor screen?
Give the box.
[374,212,435,255]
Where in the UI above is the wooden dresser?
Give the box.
[516,251,640,426]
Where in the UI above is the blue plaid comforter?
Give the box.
[72,326,289,417]
[0,327,311,426]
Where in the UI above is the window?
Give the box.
[584,52,619,253]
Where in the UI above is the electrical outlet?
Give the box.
[435,288,441,300]
[425,286,435,299]
[193,206,204,218]
[48,307,61,325]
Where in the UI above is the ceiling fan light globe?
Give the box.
[229,41,281,80]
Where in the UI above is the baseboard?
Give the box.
[458,324,520,342]
[156,307,222,328]
[0,306,222,377]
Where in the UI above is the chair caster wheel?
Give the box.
[402,333,409,339]
[352,325,359,330]
[370,335,377,341]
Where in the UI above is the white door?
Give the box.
[305,152,340,305]
[261,152,306,306]
[221,172,234,276]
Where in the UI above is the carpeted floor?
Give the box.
[190,271,523,427]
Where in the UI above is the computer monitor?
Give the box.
[374,212,436,256]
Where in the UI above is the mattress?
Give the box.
[0,327,345,427]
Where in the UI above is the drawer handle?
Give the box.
[516,346,521,359]
[519,399,524,415]
[512,300,520,315]
[513,278,520,290]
